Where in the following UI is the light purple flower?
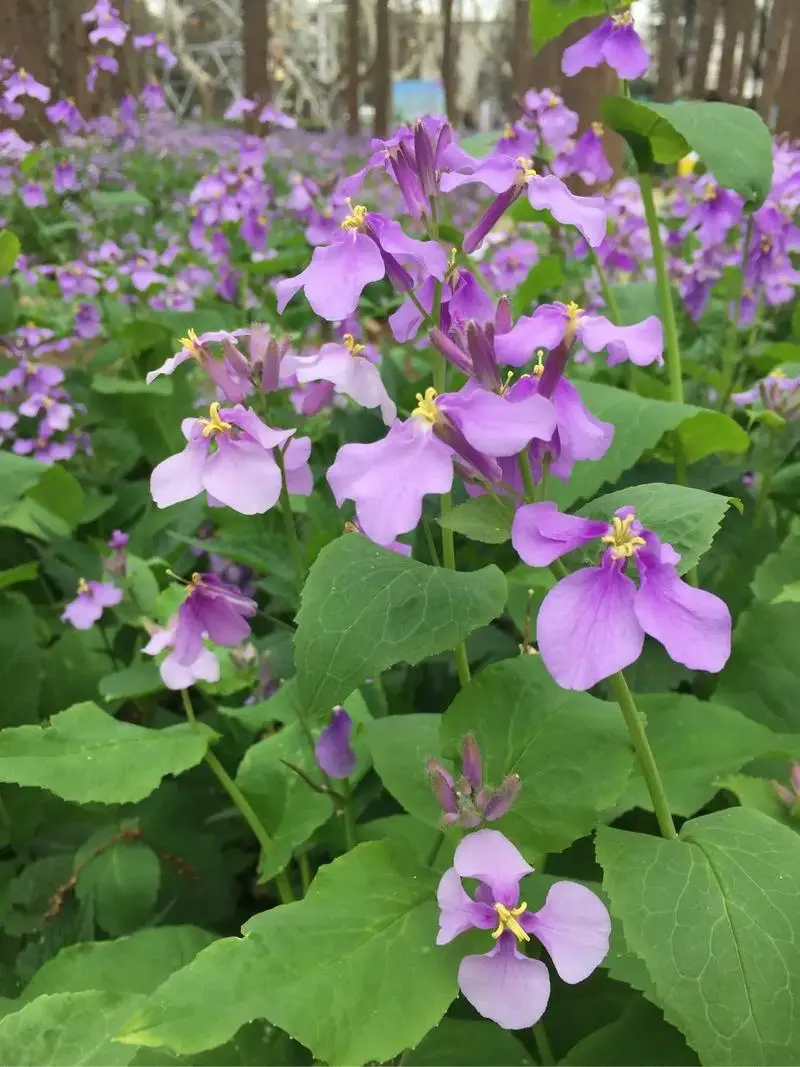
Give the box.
[292,335,396,425]
[20,182,47,208]
[87,55,118,92]
[74,302,101,339]
[562,10,650,81]
[224,97,256,121]
[46,98,85,131]
[171,573,257,667]
[389,268,494,343]
[276,201,447,322]
[512,504,731,690]
[555,123,613,186]
[732,369,800,420]
[61,579,122,630]
[437,829,610,1030]
[259,103,296,129]
[88,9,129,46]
[683,180,744,246]
[315,707,357,778]
[441,156,606,252]
[108,529,129,550]
[496,301,663,368]
[150,402,297,515]
[143,616,220,690]
[3,68,51,103]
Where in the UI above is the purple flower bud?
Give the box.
[315,707,357,779]
[461,733,483,793]
[427,758,458,815]
[483,773,522,821]
[413,120,437,201]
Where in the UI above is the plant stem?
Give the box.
[608,672,678,840]
[426,831,445,868]
[422,518,442,566]
[298,851,312,896]
[341,780,357,851]
[518,448,537,503]
[588,245,621,324]
[180,689,295,903]
[532,1021,555,1066]
[718,214,755,410]
[274,445,306,592]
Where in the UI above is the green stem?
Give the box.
[298,851,312,896]
[426,831,445,868]
[274,445,306,591]
[588,245,621,325]
[180,690,295,902]
[532,1021,555,1066]
[608,672,678,840]
[422,518,442,566]
[341,781,357,851]
[518,449,537,503]
[718,215,755,410]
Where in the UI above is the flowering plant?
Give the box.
[0,2,798,1065]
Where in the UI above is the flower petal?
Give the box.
[315,707,357,779]
[494,305,569,366]
[603,23,650,80]
[440,387,555,457]
[551,378,614,471]
[453,828,533,905]
[561,21,611,77]
[523,881,610,984]
[436,868,495,945]
[458,935,550,1030]
[578,314,664,367]
[536,563,644,690]
[527,175,607,248]
[282,234,385,322]
[150,438,208,508]
[512,502,606,567]
[202,439,282,515]
[634,555,732,673]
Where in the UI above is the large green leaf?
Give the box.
[367,714,444,827]
[441,657,632,854]
[0,453,45,514]
[554,383,748,509]
[0,703,214,804]
[562,998,699,1066]
[580,483,734,574]
[714,602,800,732]
[617,694,786,818]
[596,808,800,1065]
[722,775,796,830]
[438,494,514,545]
[22,926,216,1000]
[75,840,161,937]
[529,0,606,51]
[119,842,462,1064]
[0,593,41,727]
[0,230,20,276]
[294,536,507,720]
[0,990,145,1066]
[751,521,800,604]
[405,1018,533,1065]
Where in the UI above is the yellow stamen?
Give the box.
[343,333,365,355]
[591,121,605,137]
[516,156,537,183]
[199,401,232,438]
[771,368,787,380]
[533,350,546,377]
[341,198,368,232]
[703,182,717,201]
[491,902,530,944]
[179,327,202,356]
[601,513,646,560]
[565,301,583,344]
[413,387,441,425]
[760,235,773,253]
[503,123,515,140]
[612,9,633,26]
[77,577,90,595]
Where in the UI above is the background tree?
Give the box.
[373,0,391,136]
[242,0,269,133]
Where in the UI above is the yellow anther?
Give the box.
[413,387,441,425]
[703,182,717,201]
[760,235,773,253]
[565,301,584,344]
[341,198,368,231]
[516,156,537,183]
[491,902,530,944]
[612,9,633,26]
[179,328,202,356]
[77,577,90,595]
[677,155,696,177]
[199,401,232,438]
[601,513,646,560]
[503,123,515,140]
[343,333,365,355]
[772,368,787,380]
[591,121,605,137]
[533,351,546,377]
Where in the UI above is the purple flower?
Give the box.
[20,182,47,208]
[512,503,732,690]
[276,201,447,322]
[146,327,255,401]
[142,81,165,111]
[682,179,744,246]
[150,402,300,515]
[88,9,129,46]
[108,529,129,550]
[74,303,101,339]
[224,97,256,121]
[46,98,85,131]
[772,763,800,814]
[143,616,220,690]
[171,573,257,667]
[315,707,357,778]
[555,124,613,186]
[562,10,650,81]
[496,301,663,368]
[427,734,520,828]
[732,369,800,420]
[3,68,51,104]
[61,579,122,630]
[292,335,396,424]
[441,156,606,252]
[389,268,494,343]
[259,103,296,129]
[437,829,610,1029]
[87,55,118,92]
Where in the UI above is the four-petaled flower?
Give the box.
[437,829,610,1029]
[561,9,650,81]
[61,579,122,630]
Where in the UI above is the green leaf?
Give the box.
[367,714,443,826]
[0,703,214,804]
[751,521,800,604]
[617,694,785,818]
[714,602,800,732]
[511,254,564,317]
[91,188,152,209]
[99,662,165,703]
[119,842,462,1064]
[458,131,500,156]
[76,841,161,936]
[404,1019,533,1065]
[722,775,797,829]
[0,231,21,276]
[530,0,606,51]
[646,101,773,208]
[11,464,85,538]
[441,656,632,854]
[438,494,515,544]
[22,926,216,1000]
[580,483,734,574]
[91,374,172,396]
[0,452,45,513]
[602,96,689,170]
[0,990,144,1065]
[0,561,39,591]
[596,807,800,1065]
[553,382,748,509]
[294,536,507,720]
[0,286,16,333]
[609,281,661,325]
[562,998,699,1066]
[0,593,41,727]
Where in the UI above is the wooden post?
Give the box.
[512,0,530,103]
[774,6,800,135]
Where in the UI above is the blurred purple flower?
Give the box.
[171,573,257,667]
[143,616,220,690]
[61,579,122,630]
[562,10,649,80]
[315,707,357,778]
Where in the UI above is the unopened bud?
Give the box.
[461,733,483,793]
[426,757,458,815]
[483,773,522,821]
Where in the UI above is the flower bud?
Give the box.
[315,707,356,779]
[426,757,458,815]
[483,773,522,821]
[461,733,483,793]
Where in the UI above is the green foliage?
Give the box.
[438,494,515,544]
[529,0,606,51]
[0,231,21,276]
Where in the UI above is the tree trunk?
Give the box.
[773,5,800,135]
[654,0,679,101]
[758,0,790,123]
[56,0,90,114]
[511,0,530,103]
[346,0,360,135]
[0,0,52,139]
[242,0,269,133]
[441,0,456,123]
[735,0,758,99]
[373,0,391,136]
[690,0,723,99]
[716,0,745,99]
